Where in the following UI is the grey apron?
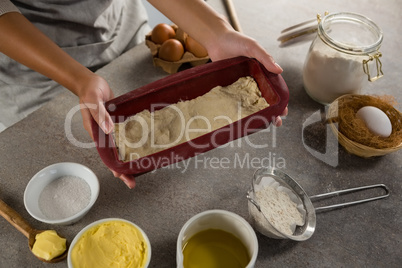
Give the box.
[0,0,151,132]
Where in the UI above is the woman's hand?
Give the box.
[207,29,283,74]
[77,74,137,189]
[206,29,288,126]
[77,74,114,136]
[0,12,136,188]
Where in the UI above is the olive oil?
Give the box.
[182,228,250,268]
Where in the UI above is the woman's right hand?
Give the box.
[77,73,137,189]
[77,73,115,136]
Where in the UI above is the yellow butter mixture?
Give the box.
[32,230,66,261]
[71,220,148,268]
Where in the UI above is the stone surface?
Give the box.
[0,0,400,267]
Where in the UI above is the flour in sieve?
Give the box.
[38,176,91,220]
[255,185,305,236]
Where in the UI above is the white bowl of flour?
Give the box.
[24,162,99,225]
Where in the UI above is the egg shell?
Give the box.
[151,23,176,45]
[185,36,208,58]
[158,39,184,62]
[356,106,392,138]
[145,25,210,74]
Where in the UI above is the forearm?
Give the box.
[147,0,233,51]
[0,12,93,96]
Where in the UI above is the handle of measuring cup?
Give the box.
[309,184,390,212]
[246,190,261,211]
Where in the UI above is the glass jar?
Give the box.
[303,12,383,104]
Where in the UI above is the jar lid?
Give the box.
[318,12,383,55]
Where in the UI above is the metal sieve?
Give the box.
[247,167,389,241]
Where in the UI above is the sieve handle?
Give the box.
[246,191,261,211]
[309,184,389,212]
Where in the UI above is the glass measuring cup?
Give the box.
[247,167,389,241]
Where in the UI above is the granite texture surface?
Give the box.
[0,0,400,267]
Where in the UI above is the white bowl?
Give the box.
[67,218,151,268]
[177,209,258,268]
[24,162,99,225]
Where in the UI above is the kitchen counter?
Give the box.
[0,0,400,267]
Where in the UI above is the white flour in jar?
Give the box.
[252,182,305,236]
[303,40,366,104]
[38,175,91,220]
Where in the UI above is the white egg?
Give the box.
[356,106,392,138]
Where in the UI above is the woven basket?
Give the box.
[327,94,402,158]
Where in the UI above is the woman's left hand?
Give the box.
[206,29,288,126]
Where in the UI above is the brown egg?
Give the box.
[185,36,208,58]
[151,23,176,45]
[158,39,184,62]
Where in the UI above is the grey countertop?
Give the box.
[0,0,400,267]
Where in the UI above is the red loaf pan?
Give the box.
[91,56,289,175]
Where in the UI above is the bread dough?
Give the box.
[114,76,269,161]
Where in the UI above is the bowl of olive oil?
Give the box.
[177,210,258,268]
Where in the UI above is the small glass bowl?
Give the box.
[247,167,316,241]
